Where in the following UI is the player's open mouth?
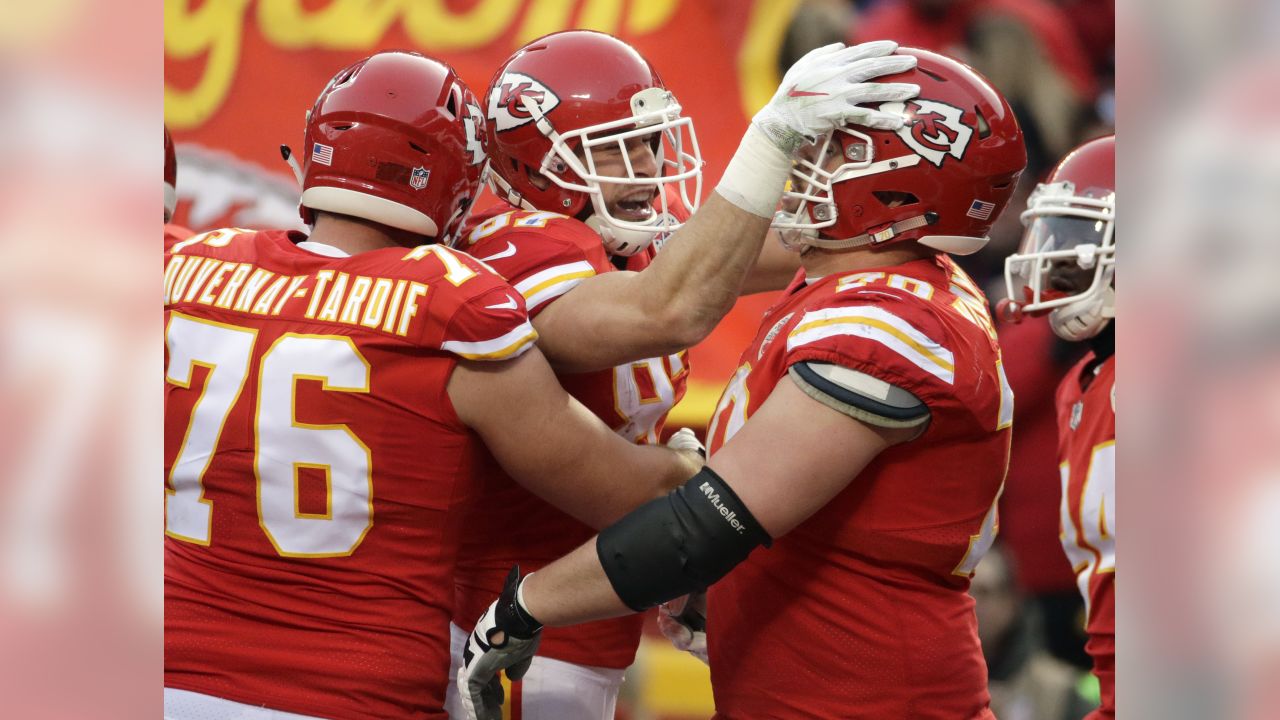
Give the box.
[614,192,657,222]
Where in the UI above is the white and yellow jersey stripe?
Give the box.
[513,261,597,312]
[786,305,955,384]
[441,321,538,361]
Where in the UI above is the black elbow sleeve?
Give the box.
[596,467,772,612]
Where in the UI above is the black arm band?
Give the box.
[596,467,772,612]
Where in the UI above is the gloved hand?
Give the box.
[666,427,706,457]
[457,566,543,720]
[753,41,920,156]
[658,591,709,665]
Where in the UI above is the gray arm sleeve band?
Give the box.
[788,361,930,430]
[596,467,772,612]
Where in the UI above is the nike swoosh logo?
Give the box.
[476,242,517,262]
[484,295,519,311]
[787,85,828,98]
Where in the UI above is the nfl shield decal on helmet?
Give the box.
[410,167,430,190]
[488,72,561,132]
[880,99,974,168]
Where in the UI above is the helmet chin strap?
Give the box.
[1050,284,1116,341]
[486,170,539,212]
[776,210,991,255]
[777,208,992,257]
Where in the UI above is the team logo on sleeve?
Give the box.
[488,72,560,132]
[758,312,795,359]
[880,99,973,168]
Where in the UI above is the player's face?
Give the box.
[1027,216,1112,295]
[587,132,661,223]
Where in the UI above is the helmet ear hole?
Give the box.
[991,172,1018,190]
[872,191,919,208]
[975,108,991,139]
[445,86,459,119]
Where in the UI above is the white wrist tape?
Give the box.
[714,125,794,218]
[516,571,535,617]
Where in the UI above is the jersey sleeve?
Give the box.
[409,247,538,362]
[464,212,610,318]
[440,284,538,361]
[783,288,958,408]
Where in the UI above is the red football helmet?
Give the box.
[775,47,1026,256]
[164,125,177,222]
[298,51,487,243]
[1003,135,1115,340]
[482,30,702,256]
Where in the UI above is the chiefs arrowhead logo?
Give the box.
[488,72,560,132]
[879,99,974,168]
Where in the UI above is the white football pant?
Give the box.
[445,622,625,720]
[164,688,325,720]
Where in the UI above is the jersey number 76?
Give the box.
[165,312,373,558]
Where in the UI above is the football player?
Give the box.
[456,48,1028,720]
[443,31,922,719]
[163,51,702,720]
[163,125,193,249]
[1001,134,1115,718]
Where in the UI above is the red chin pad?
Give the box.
[1023,285,1066,316]
[995,299,1024,324]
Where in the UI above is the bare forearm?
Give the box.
[521,539,630,626]
[633,125,794,340]
[563,440,699,527]
[740,229,802,295]
[450,352,696,529]
[530,128,793,372]
[640,193,772,331]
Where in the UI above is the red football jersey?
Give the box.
[705,256,1012,719]
[164,229,536,720]
[451,207,687,669]
[1056,352,1116,718]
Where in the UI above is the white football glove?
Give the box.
[753,41,920,156]
[457,566,543,720]
[666,427,706,457]
[658,591,709,665]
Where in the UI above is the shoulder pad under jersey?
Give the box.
[789,361,930,434]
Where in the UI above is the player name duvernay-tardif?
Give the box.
[165,251,430,338]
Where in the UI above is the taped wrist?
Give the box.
[596,467,772,612]
[494,567,542,640]
[714,125,794,218]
